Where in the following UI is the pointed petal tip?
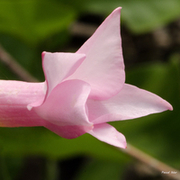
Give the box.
[116,135,127,149]
[111,7,122,15]
[115,7,122,11]
[122,141,127,149]
[168,103,173,111]
[71,6,124,100]
[160,98,173,111]
[114,140,127,149]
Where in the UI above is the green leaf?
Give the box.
[122,0,180,33]
[0,0,77,45]
[0,156,23,180]
[0,126,130,163]
[82,0,180,33]
[0,34,44,81]
[75,160,126,180]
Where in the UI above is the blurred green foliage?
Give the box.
[0,0,77,45]
[84,0,180,33]
[0,0,179,179]
[0,0,180,46]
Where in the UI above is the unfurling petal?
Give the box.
[68,7,125,100]
[88,123,127,149]
[42,52,86,98]
[0,80,45,127]
[87,84,173,124]
[33,79,93,127]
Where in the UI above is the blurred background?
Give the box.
[0,0,179,180]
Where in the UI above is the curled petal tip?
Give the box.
[41,51,46,60]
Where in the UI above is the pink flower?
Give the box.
[0,7,172,148]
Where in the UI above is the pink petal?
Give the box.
[87,84,173,124]
[67,7,125,100]
[0,80,45,127]
[44,121,92,139]
[33,79,93,127]
[42,52,86,98]
[88,123,127,149]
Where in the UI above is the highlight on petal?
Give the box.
[88,123,127,149]
[42,52,86,98]
[87,84,173,124]
[68,7,125,100]
[33,79,93,127]
[0,80,45,127]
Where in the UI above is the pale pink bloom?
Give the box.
[0,7,172,148]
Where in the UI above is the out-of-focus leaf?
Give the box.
[0,126,130,162]
[0,156,23,180]
[0,0,77,45]
[0,34,45,81]
[82,0,180,33]
[75,160,125,180]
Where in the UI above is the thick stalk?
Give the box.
[0,80,45,127]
